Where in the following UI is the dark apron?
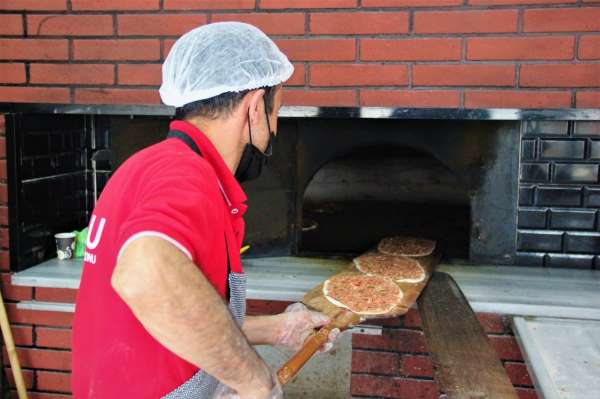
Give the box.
[162,130,247,399]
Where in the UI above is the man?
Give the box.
[72,22,337,398]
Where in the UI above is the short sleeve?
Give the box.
[116,160,223,263]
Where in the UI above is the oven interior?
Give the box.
[5,113,520,271]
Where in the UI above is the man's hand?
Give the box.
[273,303,340,353]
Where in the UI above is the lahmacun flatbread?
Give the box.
[323,274,403,315]
[354,253,426,283]
[378,236,436,257]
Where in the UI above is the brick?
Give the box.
[166,0,255,8]
[524,8,600,32]
[524,120,569,136]
[471,0,573,3]
[36,327,72,349]
[540,140,585,160]
[361,38,461,61]
[401,355,433,377]
[0,159,6,179]
[515,251,545,267]
[311,64,407,87]
[465,91,571,109]
[35,288,78,303]
[517,230,563,252]
[286,63,305,86]
[28,15,113,36]
[403,308,422,328]
[0,14,24,35]
[118,14,207,36]
[246,300,293,316]
[310,12,408,34]
[0,228,9,248]
[364,0,461,5]
[467,36,574,61]
[565,232,600,254]
[30,64,114,85]
[0,64,26,84]
[414,10,517,34]
[352,350,399,375]
[0,251,9,270]
[577,92,600,108]
[478,313,507,334]
[37,370,71,392]
[0,206,8,225]
[505,362,533,386]
[275,38,355,61]
[3,347,71,371]
[118,64,162,86]
[212,13,305,35]
[1,273,32,301]
[261,0,356,8]
[360,89,460,107]
[5,368,34,390]
[413,65,515,87]
[554,164,598,183]
[580,36,600,60]
[521,64,600,88]
[353,329,428,353]
[75,88,160,105]
[0,0,66,10]
[12,325,34,346]
[0,87,70,104]
[536,186,581,207]
[367,317,404,327]
[351,374,439,399]
[0,186,7,205]
[0,39,68,60]
[546,253,594,269]
[283,89,356,106]
[518,208,546,229]
[516,387,539,399]
[489,335,523,361]
[72,0,159,9]
[74,39,160,61]
[6,303,73,327]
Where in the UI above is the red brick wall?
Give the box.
[0,0,599,108]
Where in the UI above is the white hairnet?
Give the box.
[160,22,294,108]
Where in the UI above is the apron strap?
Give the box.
[166,128,233,295]
[167,129,203,156]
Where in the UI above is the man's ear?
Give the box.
[247,89,265,128]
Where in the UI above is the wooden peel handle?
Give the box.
[277,309,358,385]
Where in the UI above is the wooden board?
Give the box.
[302,250,441,320]
[418,272,518,399]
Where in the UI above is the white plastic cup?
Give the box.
[55,232,76,260]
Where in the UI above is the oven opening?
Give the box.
[299,145,471,260]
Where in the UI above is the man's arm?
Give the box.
[111,236,273,398]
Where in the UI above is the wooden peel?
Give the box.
[277,249,441,385]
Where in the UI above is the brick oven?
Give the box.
[0,1,600,398]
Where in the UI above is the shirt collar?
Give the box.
[169,120,248,218]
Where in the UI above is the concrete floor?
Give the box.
[256,332,352,399]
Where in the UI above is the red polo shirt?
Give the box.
[72,120,247,398]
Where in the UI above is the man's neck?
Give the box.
[185,117,242,174]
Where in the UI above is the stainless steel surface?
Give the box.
[512,317,600,399]
[12,257,600,320]
[1,103,600,120]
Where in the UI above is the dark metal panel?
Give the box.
[1,103,600,121]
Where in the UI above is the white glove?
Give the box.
[274,302,341,354]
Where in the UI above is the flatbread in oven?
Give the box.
[377,236,436,257]
[323,274,403,315]
[354,253,426,283]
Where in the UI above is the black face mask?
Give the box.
[235,99,275,183]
